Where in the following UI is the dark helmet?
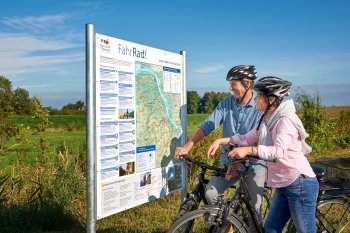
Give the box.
[226,65,257,81]
[254,76,292,99]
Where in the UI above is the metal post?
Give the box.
[180,50,187,200]
[86,23,96,233]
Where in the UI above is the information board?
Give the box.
[95,34,185,219]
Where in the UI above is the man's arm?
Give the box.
[174,128,206,159]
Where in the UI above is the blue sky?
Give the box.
[0,0,349,108]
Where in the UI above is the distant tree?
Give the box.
[61,100,86,115]
[44,106,61,115]
[200,91,231,113]
[201,92,215,113]
[13,87,33,115]
[74,100,85,111]
[0,76,15,117]
[187,91,200,114]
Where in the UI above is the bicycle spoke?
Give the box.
[168,208,249,233]
[317,198,350,233]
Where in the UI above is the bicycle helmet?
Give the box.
[254,76,292,130]
[254,76,292,99]
[226,65,257,81]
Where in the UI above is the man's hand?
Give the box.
[174,146,190,160]
[207,139,220,159]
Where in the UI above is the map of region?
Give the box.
[135,62,182,167]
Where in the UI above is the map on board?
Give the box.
[135,62,182,167]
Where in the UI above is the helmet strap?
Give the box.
[256,96,277,130]
[239,80,250,103]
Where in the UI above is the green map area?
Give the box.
[135,62,182,167]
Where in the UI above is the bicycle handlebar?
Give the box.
[180,154,277,171]
[180,155,225,173]
[224,144,277,163]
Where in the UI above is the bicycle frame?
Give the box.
[228,164,265,233]
[184,166,209,206]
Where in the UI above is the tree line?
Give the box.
[187,91,231,114]
[0,75,85,116]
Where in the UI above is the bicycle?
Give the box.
[168,156,350,233]
[286,158,350,233]
[168,155,276,233]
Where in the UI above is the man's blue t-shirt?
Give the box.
[199,95,263,165]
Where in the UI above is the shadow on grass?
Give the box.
[97,228,165,233]
[0,202,84,233]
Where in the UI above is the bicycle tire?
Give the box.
[173,198,199,221]
[316,198,350,233]
[285,197,350,233]
[167,208,249,233]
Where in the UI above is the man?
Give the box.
[175,65,265,214]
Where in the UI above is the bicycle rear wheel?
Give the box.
[261,188,271,221]
[316,198,350,233]
[167,208,249,233]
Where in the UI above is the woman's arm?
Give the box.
[228,118,297,160]
[258,117,296,160]
[230,126,259,146]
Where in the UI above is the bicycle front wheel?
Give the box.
[167,208,249,233]
[317,198,350,233]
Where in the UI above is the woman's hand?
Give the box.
[227,147,250,159]
[207,139,220,159]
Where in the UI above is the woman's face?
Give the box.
[254,92,267,111]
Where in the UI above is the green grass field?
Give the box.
[7,115,86,131]
[0,110,349,232]
[1,131,85,167]
[187,113,208,135]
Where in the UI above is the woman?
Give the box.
[207,76,319,233]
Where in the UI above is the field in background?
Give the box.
[322,106,350,119]
[0,105,349,232]
[7,115,86,132]
[1,132,85,167]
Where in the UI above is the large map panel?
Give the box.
[135,62,182,167]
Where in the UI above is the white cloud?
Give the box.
[0,32,83,77]
[0,13,84,79]
[0,33,79,52]
[193,64,224,74]
[1,14,69,35]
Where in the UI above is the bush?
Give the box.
[186,128,222,187]
[0,118,18,152]
[295,89,340,153]
[0,141,86,232]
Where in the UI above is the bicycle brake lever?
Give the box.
[180,156,190,165]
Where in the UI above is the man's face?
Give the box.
[229,80,248,100]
